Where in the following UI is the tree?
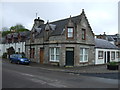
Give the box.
[10,24,25,32]
[2,24,30,37]
[2,30,11,37]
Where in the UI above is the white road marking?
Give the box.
[30,78,47,84]
[18,72,67,87]
[20,73,34,77]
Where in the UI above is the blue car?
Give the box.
[9,54,30,65]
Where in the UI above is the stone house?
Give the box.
[25,9,95,66]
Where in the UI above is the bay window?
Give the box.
[80,48,88,62]
[50,48,60,62]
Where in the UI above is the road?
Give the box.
[2,59,119,88]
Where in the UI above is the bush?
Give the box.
[108,61,118,66]
[2,53,8,59]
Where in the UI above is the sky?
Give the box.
[0,0,119,35]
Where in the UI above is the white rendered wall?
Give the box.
[1,42,25,56]
[95,48,119,65]
[0,44,3,57]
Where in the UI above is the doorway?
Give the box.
[66,48,74,66]
[40,48,44,64]
[107,51,110,63]
[104,52,106,63]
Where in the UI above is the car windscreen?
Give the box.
[17,54,26,58]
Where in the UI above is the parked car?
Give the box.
[9,54,30,65]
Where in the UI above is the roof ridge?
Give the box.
[50,14,81,24]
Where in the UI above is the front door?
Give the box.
[104,52,106,63]
[107,51,110,63]
[40,48,44,64]
[66,48,74,66]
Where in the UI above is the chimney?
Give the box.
[34,17,44,26]
[103,32,106,35]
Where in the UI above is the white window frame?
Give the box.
[98,51,103,59]
[111,51,115,60]
[50,48,60,62]
[116,51,120,58]
[67,27,73,38]
[80,48,88,62]
[82,29,86,40]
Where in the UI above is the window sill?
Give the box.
[49,60,59,62]
[98,57,103,59]
[79,61,88,63]
[66,38,74,40]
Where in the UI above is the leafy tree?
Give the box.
[2,31,11,37]
[2,24,30,37]
[10,24,25,32]
[16,28,29,33]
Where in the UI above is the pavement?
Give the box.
[2,58,120,79]
[30,61,120,73]
[30,62,120,79]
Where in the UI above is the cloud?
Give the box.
[1,1,118,35]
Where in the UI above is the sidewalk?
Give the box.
[30,61,119,74]
[2,58,119,74]
[30,62,119,80]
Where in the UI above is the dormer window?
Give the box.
[67,27,74,39]
[82,28,86,40]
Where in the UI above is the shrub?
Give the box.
[108,61,118,66]
[2,53,8,59]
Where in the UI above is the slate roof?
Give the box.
[12,33,18,38]
[7,34,12,38]
[49,15,81,36]
[95,38,118,49]
[19,31,30,36]
[34,11,93,39]
[1,31,31,44]
[35,16,80,38]
[107,35,115,41]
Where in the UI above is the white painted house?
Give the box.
[2,42,25,54]
[1,31,30,57]
[95,39,120,65]
[0,44,3,57]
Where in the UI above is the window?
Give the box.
[98,51,103,59]
[116,51,120,58]
[50,48,60,62]
[82,29,86,40]
[67,27,74,38]
[111,51,115,60]
[80,48,88,62]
